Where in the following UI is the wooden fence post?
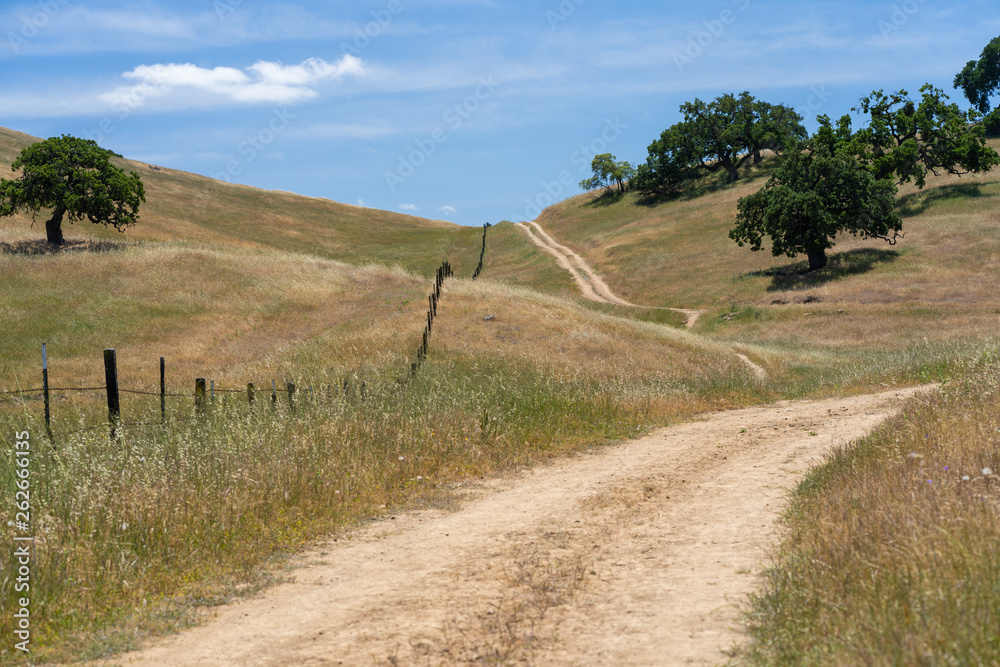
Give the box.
[195,378,207,415]
[287,382,296,410]
[247,382,256,408]
[271,380,277,408]
[42,344,51,438]
[160,357,166,425]
[103,349,120,440]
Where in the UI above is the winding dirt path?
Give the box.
[516,220,703,328]
[109,385,932,666]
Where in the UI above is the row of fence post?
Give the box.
[411,260,454,375]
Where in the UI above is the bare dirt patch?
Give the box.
[107,385,931,666]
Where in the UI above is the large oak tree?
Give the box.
[0,135,145,246]
[730,144,900,272]
[732,86,998,272]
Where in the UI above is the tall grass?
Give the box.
[0,344,768,662]
[737,351,1000,665]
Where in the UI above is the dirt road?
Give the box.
[112,385,931,666]
[515,221,703,328]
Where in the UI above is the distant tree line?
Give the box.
[579,34,1000,272]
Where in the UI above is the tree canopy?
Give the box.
[730,85,998,272]
[579,153,635,195]
[955,36,1000,115]
[0,135,145,246]
[730,144,901,272]
[954,35,1000,137]
[635,92,804,195]
[817,85,1000,188]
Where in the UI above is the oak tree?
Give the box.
[730,144,901,272]
[579,153,635,195]
[0,135,145,246]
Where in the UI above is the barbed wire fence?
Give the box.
[1,224,490,442]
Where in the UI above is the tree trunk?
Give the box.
[45,207,65,246]
[725,163,740,183]
[753,150,763,165]
[806,247,828,271]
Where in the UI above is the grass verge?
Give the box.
[0,341,766,663]
[736,352,1000,666]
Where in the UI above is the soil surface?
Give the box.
[109,385,932,666]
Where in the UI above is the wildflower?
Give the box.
[962,475,971,481]
[984,467,995,476]
[398,456,405,461]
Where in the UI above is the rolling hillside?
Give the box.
[525,146,1000,359]
[0,127,573,293]
[1,124,997,663]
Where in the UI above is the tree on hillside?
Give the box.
[955,36,1000,114]
[730,85,998,273]
[748,101,808,164]
[632,125,690,195]
[730,144,901,272]
[635,92,804,195]
[579,153,636,195]
[954,35,1000,137]
[678,92,756,183]
[821,85,999,188]
[0,135,145,246]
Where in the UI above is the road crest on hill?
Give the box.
[107,385,933,666]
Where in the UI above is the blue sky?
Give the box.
[2,0,998,226]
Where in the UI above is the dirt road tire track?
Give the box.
[108,385,933,666]
[515,221,703,328]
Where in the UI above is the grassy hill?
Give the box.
[0,128,775,661]
[0,127,574,293]
[1,125,997,663]
[525,148,1000,375]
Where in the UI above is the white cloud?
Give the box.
[399,204,419,211]
[98,56,365,110]
[438,205,458,215]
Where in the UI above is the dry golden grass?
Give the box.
[0,243,427,396]
[530,143,1000,360]
[738,358,1000,665]
[0,128,549,282]
[2,122,997,664]
[0,234,772,662]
